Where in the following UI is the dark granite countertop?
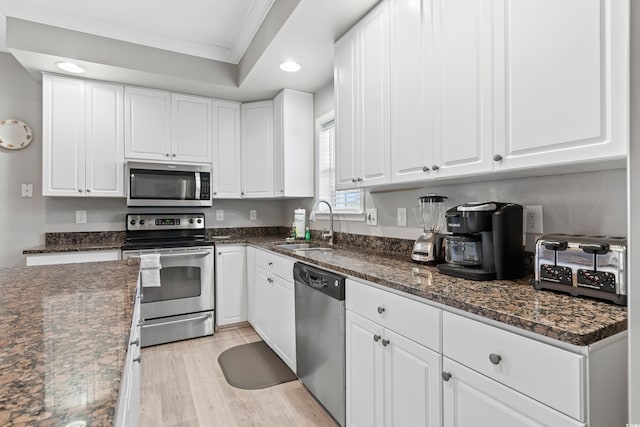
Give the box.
[23,242,125,254]
[0,260,140,426]
[219,236,628,347]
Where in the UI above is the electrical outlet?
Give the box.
[216,210,224,221]
[75,210,87,224]
[366,208,378,226]
[397,207,407,227]
[250,210,257,221]
[21,183,33,198]
[524,205,543,234]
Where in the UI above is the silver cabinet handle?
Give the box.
[213,192,217,195]
[373,334,381,342]
[165,153,170,157]
[133,356,142,363]
[493,154,503,162]
[172,154,177,157]
[432,165,439,171]
[77,189,82,193]
[377,306,385,314]
[422,166,429,172]
[267,277,273,283]
[268,261,273,266]
[137,319,144,327]
[144,312,212,328]
[357,177,363,182]
[381,339,390,347]
[351,178,357,183]
[86,189,91,192]
[489,353,502,365]
[241,192,245,195]
[130,337,140,347]
[442,372,452,381]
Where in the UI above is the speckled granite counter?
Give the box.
[222,237,627,347]
[0,260,140,426]
[23,242,125,254]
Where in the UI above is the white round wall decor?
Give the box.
[0,119,33,150]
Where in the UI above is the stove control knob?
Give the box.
[130,220,136,226]
[139,220,145,226]
[189,219,195,224]
[197,218,203,224]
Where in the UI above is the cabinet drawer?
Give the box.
[442,312,585,421]
[255,249,294,281]
[346,279,440,351]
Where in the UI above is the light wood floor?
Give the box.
[140,325,338,427]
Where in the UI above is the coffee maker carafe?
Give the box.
[412,194,447,264]
[437,202,524,281]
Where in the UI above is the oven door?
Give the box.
[122,246,214,320]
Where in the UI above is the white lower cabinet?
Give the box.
[442,358,583,427]
[215,245,247,327]
[249,249,296,372]
[346,280,442,427]
[115,283,142,427]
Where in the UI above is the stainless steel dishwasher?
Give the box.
[294,262,346,427]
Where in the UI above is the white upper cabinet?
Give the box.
[335,0,391,190]
[212,99,242,198]
[492,0,628,171]
[124,86,171,161]
[431,0,494,178]
[171,93,212,163]
[43,74,124,197]
[241,100,274,198]
[273,89,314,197]
[125,88,212,164]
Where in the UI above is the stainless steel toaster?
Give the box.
[534,234,627,305]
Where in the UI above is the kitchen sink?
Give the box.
[275,243,333,252]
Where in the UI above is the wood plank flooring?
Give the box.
[140,325,338,427]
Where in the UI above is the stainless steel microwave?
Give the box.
[126,162,212,207]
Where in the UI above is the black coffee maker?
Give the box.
[437,202,524,281]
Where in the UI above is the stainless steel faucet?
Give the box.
[309,199,334,247]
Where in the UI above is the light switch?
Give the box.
[21,183,33,198]
[366,209,378,226]
[75,210,87,224]
[250,210,257,221]
[216,210,224,221]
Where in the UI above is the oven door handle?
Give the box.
[143,312,212,327]
[159,250,212,258]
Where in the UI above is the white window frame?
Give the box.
[314,111,365,221]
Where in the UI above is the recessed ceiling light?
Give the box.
[279,61,301,73]
[55,62,85,74]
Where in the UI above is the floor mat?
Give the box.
[218,340,297,389]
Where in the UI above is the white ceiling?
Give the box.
[0,0,380,100]
[0,0,274,63]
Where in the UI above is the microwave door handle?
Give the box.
[195,172,201,200]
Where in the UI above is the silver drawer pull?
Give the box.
[130,337,140,347]
[133,356,142,363]
[137,319,144,327]
[442,372,451,381]
[381,339,390,347]
[489,353,502,365]
[373,334,381,342]
[377,306,385,314]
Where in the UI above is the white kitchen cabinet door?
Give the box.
[384,329,442,427]
[42,74,86,196]
[358,1,391,187]
[245,246,256,325]
[85,81,124,197]
[389,0,434,184]
[124,86,171,161]
[212,99,241,198]
[273,89,314,197]
[335,29,360,190]
[346,311,384,427]
[335,0,390,190]
[241,101,274,198]
[442,358,585,427]
[171,93,212,163]
[430,0,494,178]
[270,274,296,372]
[215,245,247,327]
[492,0,628,171]
[253,267,273,343]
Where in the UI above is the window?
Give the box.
[316,112,363,214]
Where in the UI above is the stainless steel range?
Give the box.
[121,213,214,347]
